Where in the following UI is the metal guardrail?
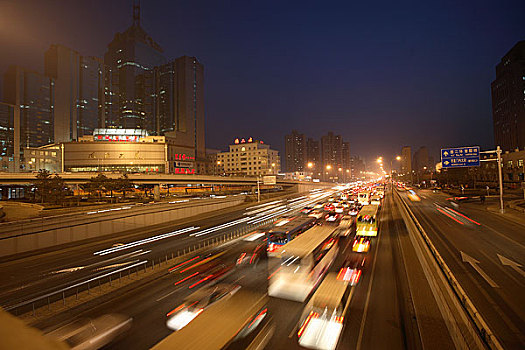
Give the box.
[394,189,503,350]
[4,216,278,318]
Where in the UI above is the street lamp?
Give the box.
[307,162,314,168]
[326,165,332,170]
[390,156,401,179]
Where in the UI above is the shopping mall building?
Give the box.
[24,129,197,174]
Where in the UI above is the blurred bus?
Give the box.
[268,226,339,302]
[297,273,352,350]
[266,216,316,255]
[356,204,379,237]
[154,288,273,350]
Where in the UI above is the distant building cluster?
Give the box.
[284,130,356,182]
[397,146,435,183]
[491,40,525,152]
[0,3,205,174]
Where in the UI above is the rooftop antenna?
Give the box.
[133,0,140,26]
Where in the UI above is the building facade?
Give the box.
[491,41,525,151]
[104,3,166,130]
[306,137,320,176]
[284,130,305,172]
[44,45,106,142]
[3,66,54,150]
[321,132,343,181]
[24,128,196,174]
[215,138,280,176]
[400,146,412,175]
[0,102,18,171]
[413,146,429,172]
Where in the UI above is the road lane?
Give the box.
[404,189,525,349]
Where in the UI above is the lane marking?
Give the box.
[461,251,499,288]
[497,254,525,279]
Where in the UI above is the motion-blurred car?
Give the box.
[236,241,267,267]
[407,190,421,202]
[308,210,324,220]
[352,237,371,253]
[324,203,335,212]
[301,206,314,215]
[166,284,241,331]
[325,212,341,223]
[46,314,132,350]
[348,206,359,216]
[337,255,366,286]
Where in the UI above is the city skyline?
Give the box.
[0,0,524,163]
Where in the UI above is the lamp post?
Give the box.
[307,162,314,181]
[326,164,332,182]
[388,156,401,183]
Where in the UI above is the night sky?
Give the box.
[1,0,524,166]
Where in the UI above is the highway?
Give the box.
[8,186,462,349]
[0,191,331,312]
[401,189,525,349]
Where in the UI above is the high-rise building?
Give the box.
[44,44,80,143]
[284,130,305,172]
[103,5,205,169]
[342,141,350,169]
[0,102,19,171]
[321,132,343,181]
[413,146,429,172]
[162,56,206,161]
[306,137,320,175]
[3,66,54,150]
[491,41,525,151]
[349,156,365,180]
[104,2,166,130]
[45,45,105,141]
[401,146,412,175]
[78,56,105,137]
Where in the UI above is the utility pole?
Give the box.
[497,146,504,213]
[257,176,261,202]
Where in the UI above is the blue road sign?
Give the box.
[441,146,480,168]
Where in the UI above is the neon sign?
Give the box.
[174,154,195,161]
[174,168,195,174]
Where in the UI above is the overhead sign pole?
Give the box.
[479,146,504,213]
[440,145,505,212]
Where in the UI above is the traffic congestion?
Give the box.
[151,181,388,350]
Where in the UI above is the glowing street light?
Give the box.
[326,165,332,170]
[307,162,314,168]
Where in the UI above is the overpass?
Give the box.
[0,173,332,194]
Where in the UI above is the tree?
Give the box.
[116,174,134,199]
[82,173,109,200]
[34,169,52,203]
[48,174,72,205]
[33,170,71,205]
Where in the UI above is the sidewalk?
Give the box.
[486,204,525,227]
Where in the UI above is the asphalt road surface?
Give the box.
[402,189,525,349]
[11,188,457,349]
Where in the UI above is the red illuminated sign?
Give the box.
[174,154,195,161]
[174,168,195,174]
[96,135,139,142]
